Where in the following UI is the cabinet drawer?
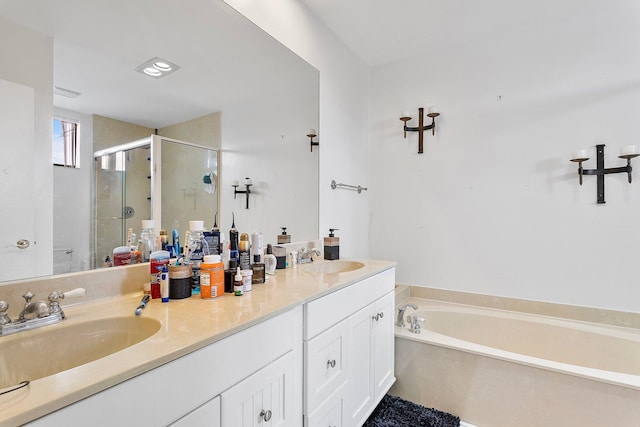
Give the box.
[304,319,348,413]
[169,396,220,427]
[305,268,395,340]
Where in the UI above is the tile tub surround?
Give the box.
[0,258,395,426]
[391,286,640,426]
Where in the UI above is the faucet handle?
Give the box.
[48,287,86,302]
[48,288,86,316]
[22,291,35,305]
[0,301,10,325]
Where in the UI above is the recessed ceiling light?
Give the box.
[143,67,162,77]
[153,61,172,71]
[53,86,81,98]
[135,57,180,79]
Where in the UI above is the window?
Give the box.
[53,118,79,167]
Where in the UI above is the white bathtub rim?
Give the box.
[395,298,640,391]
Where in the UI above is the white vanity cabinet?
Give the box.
[303,268,395,427]
[345,291,395,426]
[28,307,302,427]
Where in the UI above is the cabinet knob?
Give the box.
[260,409,272,422]
[372,312,384,321]
[326,359,336,369]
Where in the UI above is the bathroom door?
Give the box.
[0,79,38,281]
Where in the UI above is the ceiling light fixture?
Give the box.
[135,57,180,79]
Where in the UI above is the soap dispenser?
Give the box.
[324,229,340,260]
[277,227,291,244]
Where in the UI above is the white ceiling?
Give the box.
[0,0,316,128]
[298,0,603,67]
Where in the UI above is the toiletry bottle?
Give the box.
[188,221,206,292]
[150,250,170,299]
[113,246,132,266]
[160,266,169,303]
[138,220,157,262]
[159,229,168,251]
[234,267,243,296]
[229,213,239,265]
[277,227,291,244]
[241,269,253,292]
[200,255,224,299]
[239,233,251,270]
[224,259,238,293]
[251,254,265,284]
[250,230,264,262]
[324,228,340,260]
[207,213,221,255]
[263,244,277,276]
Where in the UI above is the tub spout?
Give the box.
[396,303,418,327]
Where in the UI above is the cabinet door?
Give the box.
[305,319,348,413]
[170,396,221,427]
[307,394,343,427]
[373,291,395,402]
[345,303,374,426]
[221,351,294,427]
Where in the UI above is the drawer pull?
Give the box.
[326,359,336,369]
[372,312,384,321]
[260,409,272,422]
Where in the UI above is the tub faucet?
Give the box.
[396,303,418,327]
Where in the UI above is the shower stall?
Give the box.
[93,135,218,267]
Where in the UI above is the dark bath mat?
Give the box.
[363,394,460,427]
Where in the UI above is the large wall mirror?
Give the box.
[0,0,319,282]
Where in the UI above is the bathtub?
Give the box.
[390,297,640,427]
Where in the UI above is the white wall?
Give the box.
[369,3,640,312]
[53,108,92,273]
[225,1,640,313]
[221,84,319,244]
[223,0,371,257]
[0,16,53,280]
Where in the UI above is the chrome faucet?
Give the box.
[298,247,321,264]
[18,291,50,321]
[396,303,418,327]
[1,288,86,337]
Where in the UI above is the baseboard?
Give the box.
[460,421,478,427]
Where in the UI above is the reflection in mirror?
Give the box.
[0,0,319,283]
[94,136,219,269]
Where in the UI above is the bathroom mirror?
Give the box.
[0,0,319,282]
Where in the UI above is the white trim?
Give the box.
[460,421,478,427]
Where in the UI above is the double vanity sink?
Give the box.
[0,257,395,426]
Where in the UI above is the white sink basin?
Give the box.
[0,316,160,389]
[300,260,365,274]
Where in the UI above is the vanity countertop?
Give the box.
[0,258,395,426]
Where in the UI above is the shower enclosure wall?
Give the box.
[93,135,219,267]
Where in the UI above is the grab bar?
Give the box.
[331,180,368,194]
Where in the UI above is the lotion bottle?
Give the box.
[324,228,340,260]
[277,227,291,244]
